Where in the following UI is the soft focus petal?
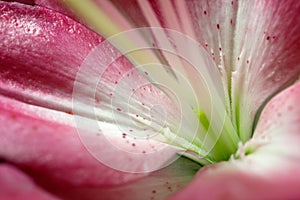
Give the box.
[170,82,300,200]
[0,95,144,187]
[0,164,60,200]
[0,94,200,200]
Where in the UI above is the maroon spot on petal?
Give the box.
[216,24,220,29]
[205,43,208,47]
[288,105,293,111]
[246,60,249,64]
[3,0,34,5]
[116,108,122,112]
[219,47,222,51]
[203,10,207,15]
[277,112,282,117]
[65,111,73,115]
[231,1,234,5]
[0,157,6,164]
[122,133,127,138]
[132,143,136,147]
[230,19,233,25]
[11,114,17,119]
[237,57,240,61]
[145,71,149,75]
[266,36,270,41]
[152,190,157,194]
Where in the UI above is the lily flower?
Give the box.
[0,0,300,200]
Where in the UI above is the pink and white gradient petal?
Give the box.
[170,82,300,200]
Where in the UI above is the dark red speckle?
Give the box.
[204,10,207,15]
[11,114,17,119]
[65,111,73,115]
[152,190,157,194]
[132,143,136,147]
[217,24,220,29]
[219,47,222,51]
[122,133,127,138]
[117,108,122,112]
[266,36,270,40]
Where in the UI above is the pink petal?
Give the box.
[34,0,79,21]
[64,0,300,145]
[0,164,60,200]
[0,94,199,199]
[170,82,300,200]
[230,0,300,140]
[0,1,102,112]
[1,0,34,5]
[0,1,179,132]
[0,2,200,199]
[1,2,211,166]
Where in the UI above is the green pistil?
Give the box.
[186,109,240,164]
[235,102,240,138]
[195,110,210,131]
